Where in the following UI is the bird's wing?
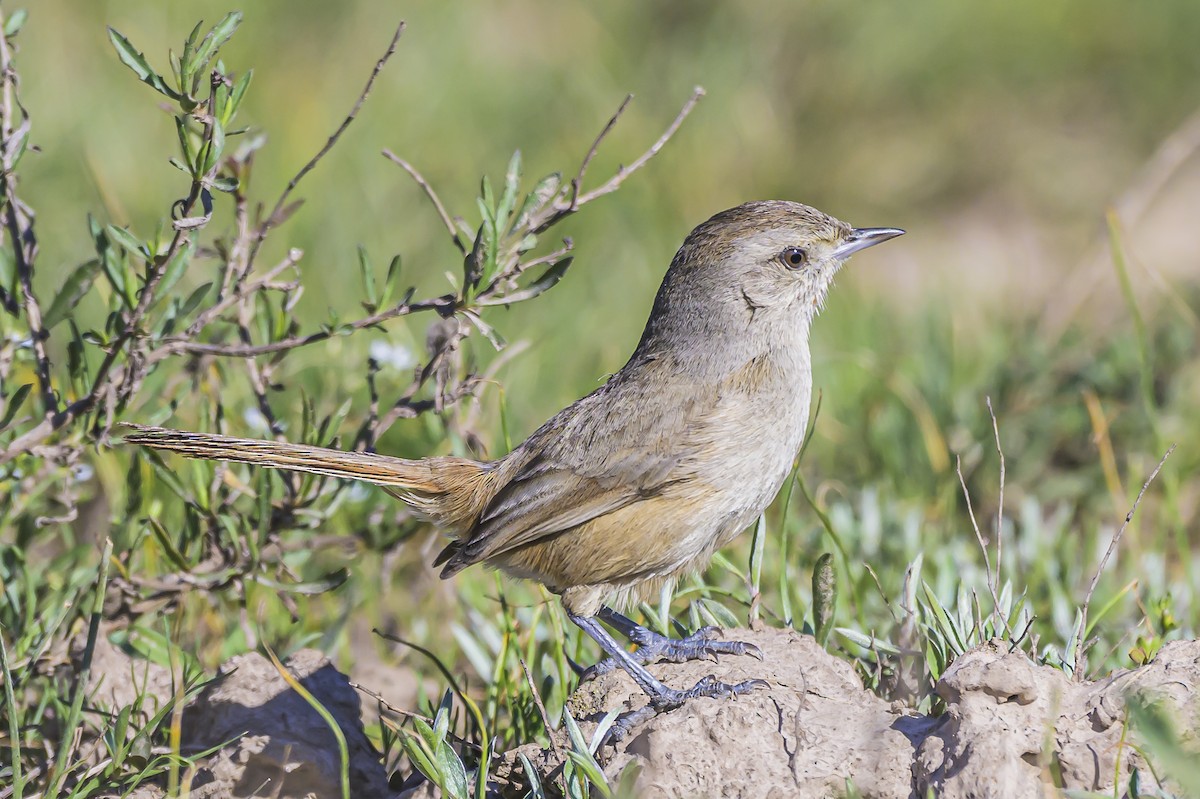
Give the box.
[436,359,707,575]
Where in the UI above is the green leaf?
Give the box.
[185,12,242,81]
[175,117,198,173]
[479,174,495,216]
[749,514,766,622]
[212,81,230,126]
[513,172,562,231]
[812,552,836,647]
[229,70,253,118]
[209,175,239,193]
[43,259,101,329]
[563,707,611,796]
[377,254,402,309]
[435,739,469,799]
[699,597,739,629]
[497,149,522,226]
[146,518,189,571]
[398,729,439,787]
[181,20,204,84]
[357,245,377,310]
[3,9,28,38]
[203,117,225,173]
[99,245,132,309]
[167,48,182,86]
[179,281,212,316]
[475,256,573,306]
[0,383,32,430]
[564,752,611,798]
[66,321,85,380]
[107,28,182,101]
[106,224,149,258]
[834,628,902,656]
[154,238,196,301]
[518,753,547,799]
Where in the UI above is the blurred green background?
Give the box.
[25,0,1200,505]
[13,0,1200,706]
[25,1,1200,427]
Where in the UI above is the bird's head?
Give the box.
[638,200,903,355]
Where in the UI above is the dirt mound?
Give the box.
[87,628,1200,798]
[89,643,398,799]
[505,628,1200,798]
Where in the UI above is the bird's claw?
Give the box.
[598,675,769,746]
[581,627,762,682]
[651,674,770,710]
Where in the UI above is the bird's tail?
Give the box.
[121,424,491,529]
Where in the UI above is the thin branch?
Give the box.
[255,22,405,250]
[176,247,304,344]
[382,149,465,255]
[570,93,633,205]
[518,655,561,761]
[986,397,1005,620]
[570,85,705,209]
[169,294,454,359]
[1,23,407,463]
[955,453,1005,629]
[1074,444,1175,679]
[349,682,434,726]
[0,20,53,414]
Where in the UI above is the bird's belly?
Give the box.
[493,368,811,608]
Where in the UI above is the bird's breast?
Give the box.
[683,342,812,533]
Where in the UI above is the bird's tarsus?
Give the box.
[580,610,763,682]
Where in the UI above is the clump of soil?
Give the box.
[503,628,1199,798]
[89,628,1200,798]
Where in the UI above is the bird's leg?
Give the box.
[579,606,763,681]
[568,610,767,742]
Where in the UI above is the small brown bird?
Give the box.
[125,201,902,725]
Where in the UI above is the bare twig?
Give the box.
[0,20,53,414]
[348,682,434,726]
[570,93,633,205]
[955,453,1006,632]
[178,248,304,344]
[1074,444,1175,679]
[254,22,405,254]
[518,656,561,761]
[166,293,454,359]
[986,397,1005,619]
[382,149,465,255]
[568,86,705,211]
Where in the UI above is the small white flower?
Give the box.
[369,339,416,371]
[72,464,95,483]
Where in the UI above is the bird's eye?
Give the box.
[779,247,807,269]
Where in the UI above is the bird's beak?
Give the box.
[833,227,905,260]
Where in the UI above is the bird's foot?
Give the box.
[581,626,763,682]
[602,675,770,743]
[650,673,769,709]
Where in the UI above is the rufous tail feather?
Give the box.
[122,423,448,488]
[119,425,494,533]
